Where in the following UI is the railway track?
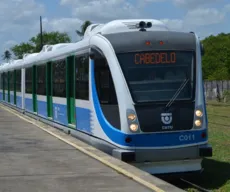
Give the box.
[159,177,211,192]
[179,178,211,192]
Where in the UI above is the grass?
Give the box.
[185,101,230,192]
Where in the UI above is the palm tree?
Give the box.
[2,50,12,62]
[76,20,92,37]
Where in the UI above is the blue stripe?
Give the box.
[25,98,33,112]
[76,107,91,134]
[90,60,208,147]
[16,96,22,108]
[37,100,47,118]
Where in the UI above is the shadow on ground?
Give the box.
[155,158,230,191]
[184,158,230,190]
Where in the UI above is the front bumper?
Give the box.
[199,144,212,157]
[112,143,213,162]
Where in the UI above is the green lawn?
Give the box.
[186,102,230,192]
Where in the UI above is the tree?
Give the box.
[30,31,71,52]
[201,33,230,80]
[2,50,12,62]
[76,20,92,37]
[11,43,34,59]
[11,31,71,59]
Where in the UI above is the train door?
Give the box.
[46,62,53,118]
[66,56,76,126]
[32,66,37,113]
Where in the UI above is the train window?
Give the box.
[94,56,120,129]
[94,58,117,105]
[4,72,7,91]
[9,71,14,91]
[26,67,33,94]
[75,54,89,100]
[52,59,66,97]
[37,64,46,95]
[116,51,195,103]
[16,70,21,92]
[0,73,2,89]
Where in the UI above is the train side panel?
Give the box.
[37,95,48,118]
[52,97,68,126]
[0,90,2,101]
[16,92,22,108]
[75,100,92,134]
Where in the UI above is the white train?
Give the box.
[0,19,212,175]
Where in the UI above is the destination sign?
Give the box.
[135,52,176,64]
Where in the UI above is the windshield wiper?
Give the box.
[164,78,189,111]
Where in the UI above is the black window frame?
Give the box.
[75,53,89,100]
[25,67,33,94]
[37,64,46,95]
[52,59,66,98]
[16,69,21,92]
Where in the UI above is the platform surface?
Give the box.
[0,104,185,192]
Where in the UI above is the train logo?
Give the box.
[161,113,172,125]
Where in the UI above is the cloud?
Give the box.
[173,0,223,9]
[224,3,230,12]
[30,17,83,42]
[160,19,183,30]
[160,7,225,33]
[0,0,45,26]
[0,0,229,63]
[0,0,45,61]
[184,8,225,27]
[60,0,141,22]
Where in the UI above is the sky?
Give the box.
[0,0,230,62]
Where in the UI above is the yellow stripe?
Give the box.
[0,104,165,192]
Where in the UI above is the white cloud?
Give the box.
[184,8,225,27]
[0,0,45,26]
[30,17,83,42]
[0,0,45,61]
[173,0,223,9]
[224,4,230,12]
[160,19,183,30]
[60,0,141,22]
[0,0,229,63]
[160,7,225,33]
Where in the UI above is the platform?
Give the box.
[0,103,184,192]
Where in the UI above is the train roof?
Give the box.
[0,19,172,72]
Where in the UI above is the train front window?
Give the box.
[116,51,195,103]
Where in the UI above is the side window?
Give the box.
[4,72,7,91]
[75,54,89,100]
[16,70,21,92]
[0,73,2,90]
[25,67,33,94]
[52,59,66,97]
[94,58,117,105]
[37,65,46,95]
[10,71,14,91]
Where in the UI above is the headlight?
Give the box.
[195,110,203,117]
[129,124,138,132]
[195,120,202,127]
[128,114,136,121]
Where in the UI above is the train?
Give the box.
[0,19,212,175]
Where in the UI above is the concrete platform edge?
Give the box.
[0,102,185,192]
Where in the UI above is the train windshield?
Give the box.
[116,51,195,103]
